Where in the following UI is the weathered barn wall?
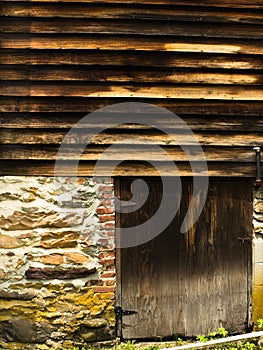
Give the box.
[0,0,263,176]
[253,186,263,324]
[0,0,262,346]
[0,176,115,349]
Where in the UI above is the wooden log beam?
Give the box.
[0,129,262,146]
[0,144,256,162]
[0,0,262,9]
[1,18,263,39]
[1,82,263,100]
[0,160,256,177]
[0,114,261,131]
[1,66,262,85]
[0,35,262,54]
[1,98,263,115]
[1,3,263,24]
[1,51,262,70]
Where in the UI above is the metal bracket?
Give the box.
[115,306,137,318]
[115,200,137,211]
[238,237,251,242]
[122,310,137,316]
[253,146,262,187]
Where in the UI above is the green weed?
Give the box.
[146,345,160,350]
[257,318,263,330]
[60,321,263,350]
[120,339,136,350]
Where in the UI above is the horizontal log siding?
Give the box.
[0,1,262,176]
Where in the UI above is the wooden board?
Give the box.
[1,4,263,24]
[1,82,263,100]
[1,51,262,70]
[1,35,262,54]
[0,145,256,162]
[1,98,263,115]
[0,114,262,131]
[1,66,262,85]
[117,178,252,338]
[0,128,262,146]
[0,0,262,8]
[0,1,262,177]
[0,160,256,177]
[1,18,263,39]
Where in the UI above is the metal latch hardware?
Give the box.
[115,200,137,211]
[253,146,262,187]
[115,306,137,317]
[238,237,251,242]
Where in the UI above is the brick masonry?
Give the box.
[0,176,115,349]
[253,186,263,325]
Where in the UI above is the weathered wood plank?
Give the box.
[0,1,261,181]
[1,82,263,100]
[0,160,256,177]
[1,3,263,24]
[1,98,263,115]
[119,179,252,338]
[1,113,262,131]
[0,129,262,146]
[1,50,262,70]
[1,35,262,54]
[120,178,186,338]
[1,18,263,39]
[183,180,252,336]
[1,66,262,85]
[0,144,256,162]
[0,113,86,128]
[0,0,262,9]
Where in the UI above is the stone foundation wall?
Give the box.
[0,176,116,349]
[1,175,262,348]
[253,186,263,325]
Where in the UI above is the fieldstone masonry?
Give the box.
[253,186,263,325]
[0,176,263,348]
[0,176,115,349]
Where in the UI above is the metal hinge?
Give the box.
[115,200,137,211]
[253,146,262,187]
[238,237,251,242]
[115,306,137,317]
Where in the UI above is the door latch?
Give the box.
[115,306,137,317]
[238,237,251,242]
[253,146,262,187]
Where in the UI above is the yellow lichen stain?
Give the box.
[252,285,263,324]
[105,305,116,326]
[90,304,104,315]
[0,287,116,346]
[74,294,95,307]
[0,342,38,350]
[47,306,57,312]
[100,292,114,301]
[0,299,35,311]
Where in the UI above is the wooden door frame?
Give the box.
[247,180,253,328]
[114,177,253,338]
[115,177,122,338]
